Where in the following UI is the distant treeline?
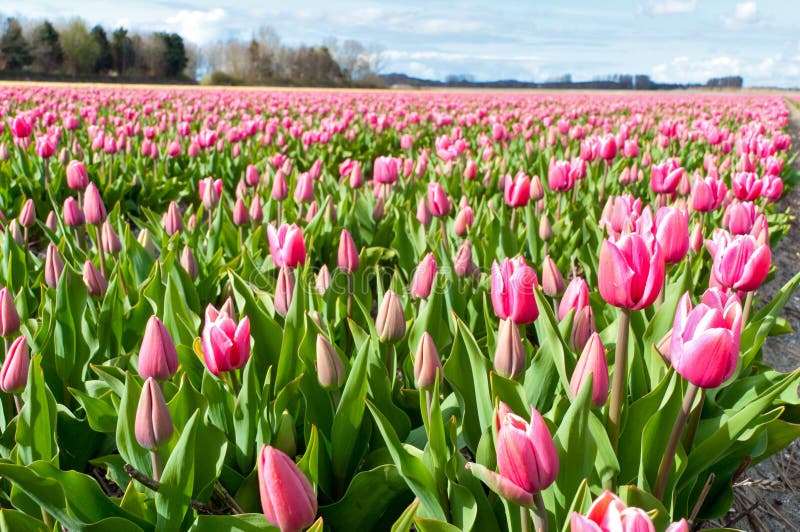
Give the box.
[381,73,745,91]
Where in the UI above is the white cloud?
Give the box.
[652,50,800,86]
[404,61,437,80]
[723,2,759,28]
[642,0,697,16]
[165,8,227,44]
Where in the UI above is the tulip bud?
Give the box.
[7,220,23,244]
[372,196,385,221]
[0,287,20,337]
[134,377,173,450]
[83,260,108,297]
[689,222,703,253]
[271,171,288,201]
[83,183,107,225]
[233,197,250,226]
[375,290,406,342]
[0,336,29,393]
[414,332,443,389]
[66,160,89,190]
[138,316,179,381]
[45,210,58,232]
[454,206,474,236]
[18,199,35,228]
[45,243,64,288]
[245,164,260,187]
[416,197,432,227]
[267,410,296,466]
[427,181,452,217]
[200,177,221,208]
[187,214,197,233]
[315,264,331,295]
[180,246,198,280]
[267,223,307,269]
[539,214,552,241]
[257,446,317,532]
[495,319,525,379]
[316,334,346,389]
[101,220,122,254]
[569,333,609,407]
[249,198,264,223]
[275,266,295,317]
[163,201,183,235]
[541,255,565,297]
[454,240,478,277]
[337,229,359,273]
[138,229,158,257]
[63,197,84,227]
[570,306,596,352]
[410,253,438,299]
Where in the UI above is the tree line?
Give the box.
[0,16,384,87]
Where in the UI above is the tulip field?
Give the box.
[0,85,798,531]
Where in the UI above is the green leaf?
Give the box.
[0,508,48,532]
[156,410,200,532]
[391,499,420,532]
[413,518,462,532]
[366,401,447,521]
[331,338,370,487]
[190,513,277,532]
[16,355,58,465]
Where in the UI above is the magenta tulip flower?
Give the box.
[569,332,609,407]
[558,277,590,320]
[655,206,689,264]
[337,229,359,273]
[491,256,539,325]
[202,304,251,376]
[710,232,771,292]
[598,232,664,310]
[427,181,451,217]
[267,223,307,269]
[373,155,399,184]
[504,171,531,207]
[0,336,29,394]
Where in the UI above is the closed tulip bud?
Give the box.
[337,229,359,273]
[315,264,331,295]
[101,221,121,254]
[138,316,179,381]
[0,287,20,337]
[7,220,23,244]
[275,266,295,317]
[410,253,438,299]
[63,197,84,227]
[274,410,297,458]
[257,446,317,532]
[233,197,250,226]
[373,156,399,184]
[245,164,260,186]
[220,297,235,319]
[558,277,590,320]
[18,199,35,227]
[45,210,57,232]
[349,162,363,188]
[570,305,596,352]
[202,304,251,376]
[666,519,689,532]
[187,214,197,233]
[670,289,742,388]
[725,201,758,235]
[495,403,559,495]
[569,332,609,407]
[454,239,478,277]
[163,201,183,235]
[249,198,264,223]
[267,223,306,269]
[541,255,565,297]
[83,183,107,225]
[491,257,539,325]
[1,336,29,393]
[539,214,552,241]
[0,144,8,160]
[426,181,451,217]
[504,172,531,207]
[180,246,198,280]
[135,377,173,450]
[45,243,64,288]
[272,170,288,201]
[372,196,385,221]
[376,290,406,342]
[690,222,703,253]
[199,177,222,208]
[416,197,432,226]
[655,206,689,264]
[530,175,545,202]
[494,318,526,379]
[599,232,664,310]
[83,260,108,297]
[138,229,157,257]
[453,206,474,236]
[293,172,314,203]
[414,332,443,389]
[316,334,345,389]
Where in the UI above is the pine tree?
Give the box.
[0,17,33,70]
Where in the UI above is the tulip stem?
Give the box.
[93,224,108,279]
[520,506,531,532]
[440,217,450,253]
[385,343,395,381]
[609,308,630,453]
[654,382,699,500]
[41,508,54,529]
[532,491,548,532]
[13,394,23,415]
[682,388,705,452]
[742,291,754,327]
[150,450,163,483]
[425,389,433,426]
[229,370,241,397]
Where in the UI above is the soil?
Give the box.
[703,98,800,531]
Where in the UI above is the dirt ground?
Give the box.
[702,98,800,531]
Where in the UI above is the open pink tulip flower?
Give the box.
[709,231,771,292]
[491,256,539,325]
[570,490,688,532]
[267,223,307,269]
[202,304,251,376]
[599,231,664,310]
[558,277,590,320]
[504,171,531,207]
[670,288,742,388]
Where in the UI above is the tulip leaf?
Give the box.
[189,513,277,532]
[413,518,462,532]
[16,355,58,465]
[233,357,260,472]
[331,338,370,488]
[533,287,572,393]
[156,409,200,532]
[0,508,48,532]
[228,270,282,379]
[741,269,800,368]
[391,499,421,532]
[366,401,447,521]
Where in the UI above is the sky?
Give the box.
[1,0,799,87]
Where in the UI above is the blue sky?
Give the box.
[1,0,799,86]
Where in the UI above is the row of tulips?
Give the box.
[0,87,796,532]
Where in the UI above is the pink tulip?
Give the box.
[571,491,661,532]
[10,116,31,138]
[410,253,438,299]
[670,289,742,388]
[66,160,89,190]
[504,172,531,207]
[0,287,19,337]
[453,206,474,236]
[416,197,432,227]
[691,175,726,212]
[541,255,565,297]
[547,158,575,192]
[454,240,478,277]
[732,172,763,201]
[267,223,307,269]
[199,177,223,208]
[293,172,314,203]
[202,304,251,376]
[83,183,107,225]
[710,232,770,292]
[245,164,260,187]
[258,446,317,532]
[725,201,759,235]
[337,229,359,273]
[427,181,451,217]
[272,171,288,201]
[275,266,295,317]
[491,256,539,325]
[63,196,85,227]
[599,232,664,310]
[600,194,642,237]
[761,174,783,201]
[138,316,179,381]
[650,158,684,194]
[598,134,617,161]
[83,260,108,297]
[233,197,250,226]
[101,220,121,254]
[163,201,183,235]
[0,336,29,393]
[45,244,64,288]
[655,206,689,264]
[558,277,590,321]
[135,377,173,450]
[495,403,559,495]
[35,135,56,158]
[570,306,596,352]
[414,332,443,389]
[373,156,399,184]
[18,199,35,228]
[569,332,609,407]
